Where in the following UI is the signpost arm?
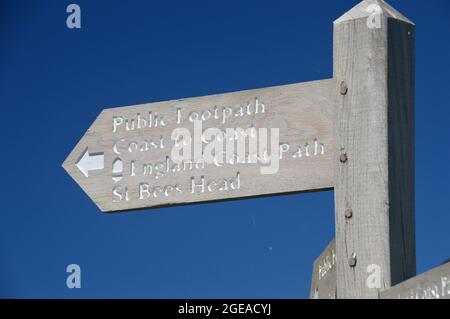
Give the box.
[333,0,415,298]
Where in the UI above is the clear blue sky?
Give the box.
[0,0,449,298]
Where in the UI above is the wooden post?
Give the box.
[333,0,415,298]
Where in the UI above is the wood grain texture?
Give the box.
[381,263,450,299]
[333,1,415,298]
[310,239,337,299]
[63,80,335,212]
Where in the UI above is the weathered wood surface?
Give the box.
[310,239,337,299]
[333,0,415,298]
[382,262,450,299]
[63,80,335,212]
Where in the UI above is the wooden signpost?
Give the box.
[63,0,423,299]
[309,243,449,300]
[63,80,334,212]
[310,240,337,299]
[381,262,450,299]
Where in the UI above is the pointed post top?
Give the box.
[334,0,414,25]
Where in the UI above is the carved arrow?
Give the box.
[76,148,105,178]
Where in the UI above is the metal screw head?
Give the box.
[345,208,353,219]
[340,153,348,163]
[340,81,348,95]
[348,253,357,267]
